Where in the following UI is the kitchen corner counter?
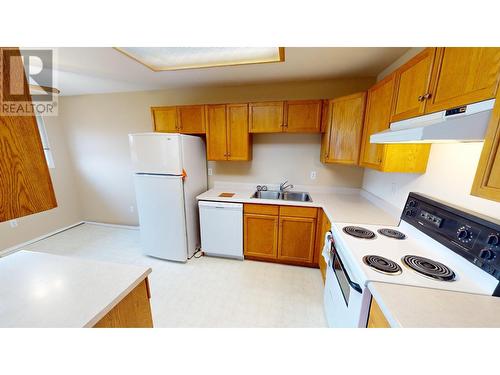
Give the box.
[0,251,152,328]
[368,281,500,328]
[196,185,399,226]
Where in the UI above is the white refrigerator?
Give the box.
[129,133,207,262]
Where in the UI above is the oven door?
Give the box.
[323,233,370,327]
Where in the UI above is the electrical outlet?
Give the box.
[207,168,213,176]
[9,220,18,228]
[310,171,317,180]
[129,205,135,213]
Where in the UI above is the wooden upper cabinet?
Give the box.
[278,215,317,263]
[360,74,396,168]
[206,104,251,161]
[152,106,178,132]
[391,48,436,122]
[360,74,431,173]
[321,92,366,165]
[0,47,57,222]
[177,105,206,134]
[284,100,322,133]
[226,104,251,161]
[471,88,500,202]
[249,101,284,133]
[426,48,500,113]
[206,104,228,160]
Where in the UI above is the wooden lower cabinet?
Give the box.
[367,297,390,328]
[278,216,316,263]
[243,204,319,267]
[93,278,153,328]
[317,210,331,283]
[243,213,279,260]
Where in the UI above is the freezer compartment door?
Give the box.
[134,174,187,262]
[129,133,182,175]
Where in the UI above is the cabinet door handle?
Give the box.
[423,93,432,100]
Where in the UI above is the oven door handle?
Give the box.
[331,243,363,294]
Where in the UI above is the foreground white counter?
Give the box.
[0,251,151,327]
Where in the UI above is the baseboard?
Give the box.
[0,221,85,258]
[83,221,139,230]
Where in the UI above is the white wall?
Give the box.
[362,47,500,218]
[0,116,82,251]
[59,78,374,225]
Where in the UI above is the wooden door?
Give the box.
[471,88,500,202]
[152,106,178,132]
[360,74,396,168]
[243,213,279,259]
[227,103,251,161]
[320,100,333,163]
[391,48,436,122]
[248,101,284,133]
[426,48,500,113]
[367,297,390,328]
[177,105,206,134]
[284,100,322,133]
[325,92,366,165]
[278,216,316,264]
[206,104,228,160]
[0,47,57,222]
[317,210,331,283]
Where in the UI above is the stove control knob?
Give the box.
[457,227,471,241]
[487,234,499,247]
[479,249,496,261]
[405,210,413,217]
[408,200,416,207]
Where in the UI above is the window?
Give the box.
[35,115,55,169]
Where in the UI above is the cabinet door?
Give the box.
[325,92,366,165]
[426,47,500,113]
[360,74,396,168]
[277,216,316,263]
[0,48,57,222]
[177,105,206,134]
[206,105,228,161]
[391,48,436,122]
[320,100,333,163]
[471,88,500,202]
[152,106,178,132]
[227,103,251,161]
[248,101,284,133]
[284,100,322,133]
[367,297,390,328]
[244,213,278,259]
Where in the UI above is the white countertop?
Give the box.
[196,183,399,226]
[0,251,152,328]
[368,281,500,328]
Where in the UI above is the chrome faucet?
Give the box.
[279,180,294,192]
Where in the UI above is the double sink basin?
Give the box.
[251,190,312,202]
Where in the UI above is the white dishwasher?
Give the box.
[198,201,243,259]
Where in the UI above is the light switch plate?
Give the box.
[310,171,317,180]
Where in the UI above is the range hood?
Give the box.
[370,99,495,144]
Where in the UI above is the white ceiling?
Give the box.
[33,47,409,96]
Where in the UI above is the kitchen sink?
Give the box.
[251,190,312,202]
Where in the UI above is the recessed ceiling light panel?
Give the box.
[115,47,284,71]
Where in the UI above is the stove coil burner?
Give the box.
[402,255,456,281]
[363,255,402,275]
[342,226,376,239]
[377,228,407,240]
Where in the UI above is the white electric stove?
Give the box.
[323,192,500,328]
